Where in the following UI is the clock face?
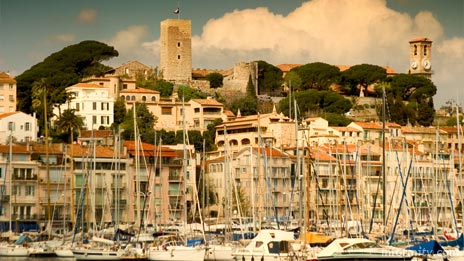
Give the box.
[411,61,418,70]
[423,59,431,70]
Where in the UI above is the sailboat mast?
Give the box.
[382,86,387,241]
[8,126,12,236]
[182,96,188,238]
[134,104,141,228]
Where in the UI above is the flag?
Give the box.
[173,7,180,14]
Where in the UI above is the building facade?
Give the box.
[0,72,16,113]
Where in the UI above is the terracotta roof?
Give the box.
[30,143,65,155]
[252,147,287,157]
[0,144,29,154]
[352,122,383,130]
[386,122,402,128]
[120,87,159,94]
[0,112,19,119]
[409,37,432,43]
[68,144,117,158]
[336,65,351,71]
[80,130,113,139]
[439,126,464,134]
[276,64,302,72]
[330,126,361,132]
[308,149,336,161]
[190,99,223,106]
[72,83,106,88]
[0,72,16,84]
[401,126,445,134]
[124,140,178,157]
[223,110,235,117]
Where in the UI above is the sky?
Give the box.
[0,0,463,108]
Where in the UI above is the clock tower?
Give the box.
[409,37,432,79]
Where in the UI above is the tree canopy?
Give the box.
[257,60,283,96]
[205,72,223,88]
[278,89,352,124]
[16,40,118,134]
[289,62,340,91]
[177,85,207,101]
[341,64,387,95]
[121,103,157,142]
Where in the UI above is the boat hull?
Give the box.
[0,245,30,257]
[72,248,123,260]
[147,245,205,261]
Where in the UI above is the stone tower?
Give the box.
[160,19,192,82]
[409,37,432,79]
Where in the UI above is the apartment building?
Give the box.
[0,72,16,113]
[56,83,114,130]
[0,112,38,145]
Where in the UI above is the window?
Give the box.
[123,84,128,89]
[25,185,35,196]
[121,96,125,100]
[93,102,97,110]
[125,68,129,74]
[25,122,30,131]
[8,122,14,131]
[161,107,172,115]
[177,42,181,47]
[9,84,13,89]
[9,95,14,101]
[0,168,3,178]
[151,96,156,102]
[178,55,181,59]
[131,96,135,101]
[126,95,130,100]
[93,116,97,125]
[12,185,20,196]
[142,96,146,102]
[414,44,417,55]
[0,95,4,101]
[76,103,80,111]
[424,45,427,56]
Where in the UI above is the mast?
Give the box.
[182,95,188,241]
[134,104,141,228]
[382,85,386,241]
[8,124,13,237]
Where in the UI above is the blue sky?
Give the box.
[0,0,463,107]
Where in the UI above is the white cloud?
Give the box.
[51,33,76,43]
[77,9,97,24]
[107,26,154,66]
[138,0,462,106]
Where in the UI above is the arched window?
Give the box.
[151,96,156,102]
[126,95,130,100]
[142,96,146,102]
[414,45,417,55]
[424,45,427,56]
[131,96,135,101]
[121,96,125,100]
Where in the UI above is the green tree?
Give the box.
[205,72,223,88]
[278,89,352,121]
[113,97,126,128]
[16,40,118,114]
[54,109,84,143]
[257,60,283,96]
[121,103,157,142]
[283,70,302,92]
[32,78,54,137]
[341,64,387,95]
[290,62,340,91]
[156,81,174,97]
[177,85,207,101]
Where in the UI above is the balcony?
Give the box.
[1,195,10,202]
[168,174,181,181]
[112,182,126,189]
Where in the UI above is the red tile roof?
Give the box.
[0,144,29,154]
[191,99,223,106]
[409,37,432,43]
[352,121,383,130]
[0,112,19,119]
[80,130,113,139]
[0,72,16,84]
[72,83,106,88]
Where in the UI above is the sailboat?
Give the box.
[0,125,30,257]
[146,96,205,261]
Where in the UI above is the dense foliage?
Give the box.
[120,103,157,142]
[135,68,174,97]
[341,64,387,95]
[177,85,207,101]
[257,60,284,96]
[379,74,437,126]
[16,40,118,114]
[278,89,353,124]
[205,72,223,88]
[289,62,340,91]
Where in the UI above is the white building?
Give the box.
[56,83,114,130]
[0,112,38,144]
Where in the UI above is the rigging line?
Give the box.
[309,160,330,228]
[350,141,365,237]
[388,155,414,245]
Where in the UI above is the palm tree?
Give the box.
[55,109,84,144]
[32,78,52,237]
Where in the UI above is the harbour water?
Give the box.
[0,256,233,261]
